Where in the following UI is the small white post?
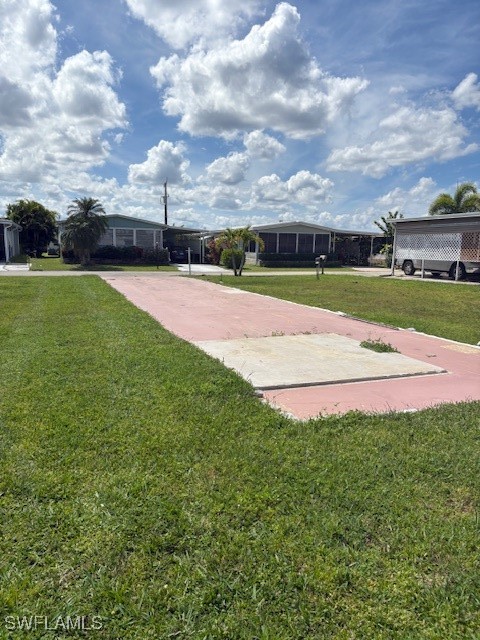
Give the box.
[390,227,398,276]
[188,247,191,275]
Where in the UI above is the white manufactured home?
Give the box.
[391,213,480,280]
[0,218,21,262]
[58,214,167,249]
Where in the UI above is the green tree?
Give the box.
[428,182,480,215]
[374,210,403,268]
[374,210,403,240]
[62,198,108,266]
[215,226,265,276]
[6,199,57,257]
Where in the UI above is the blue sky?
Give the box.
[0,0,479,230]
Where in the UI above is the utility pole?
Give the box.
[163,179,168,225]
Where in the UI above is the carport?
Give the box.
[391,213,480,279]
[0,218,21,262]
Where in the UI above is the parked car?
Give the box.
[170,247,187,263]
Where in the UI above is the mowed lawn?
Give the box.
[29,256,177,272]
[205,274,480,345]
[0,277,479,639]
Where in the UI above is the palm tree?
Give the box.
[374,210,403,240]
[62,198,108,265]
[429,182,480,216]
[373,210,403,268]
[215,226,264,276]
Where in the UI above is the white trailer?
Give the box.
[391,213,480,280]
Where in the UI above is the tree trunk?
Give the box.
[238,251,246,276]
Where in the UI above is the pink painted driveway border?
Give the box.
[103,275,480,418]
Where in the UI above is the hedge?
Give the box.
[259,260,342,268]
[62,245,169,265]
[257,252,341,268]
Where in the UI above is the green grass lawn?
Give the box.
[241,265,355,273]
[204,274,480,345]
[29,256,177,272]
[0,277,479,639]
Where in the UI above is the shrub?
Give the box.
[141,247,169,265]
[206,238,221,265]
[220,248,244,269]
[61,245,169,265]
[258,252,341,268]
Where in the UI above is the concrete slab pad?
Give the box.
[104,276,479,417]
[194,333,445,390]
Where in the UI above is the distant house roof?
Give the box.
[58,214,167,230]
[56,214,383,237]
[251,220,382,237]
[0,218,22,230]
[252,220,334,233]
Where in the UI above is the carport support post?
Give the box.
[390,227,398,276]
[455,258,460,281]
[188,247,191,276]
[421,258,425,279]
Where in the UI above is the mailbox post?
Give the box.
[315,254,327,278]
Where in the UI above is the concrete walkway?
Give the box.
[103,275,480,419]
[0,263,30,272]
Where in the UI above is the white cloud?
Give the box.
[205,152,250,184]
[200,132,285,187]
[376,177,437,211]
[243,130,286,159]
[252,170,333,206]
[326,105,477,177]
[409,176,436,199]
[128,140,190,185]
[151,3,368,138]
[0,0,57,81]
[124,0,262,49]
[208,185,243,210]
[452,73,480,111]
[0,77,34,127]
[53,51,125,127]
[0,0,128,184]
[252,174,288,203]
[287,170,334,203]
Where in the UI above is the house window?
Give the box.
[259,233,277,253]
[314,233,329,254]
[278,233,296,253]
[98,229,113,246]
[136,229,155,248]
[298,233,314,253]
[116,229,134,247]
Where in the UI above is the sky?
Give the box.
[0,0,479,231]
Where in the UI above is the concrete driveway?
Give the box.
[103,274,480,419]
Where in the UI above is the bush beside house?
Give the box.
[258,252,342,268]
[62,245,170,265]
